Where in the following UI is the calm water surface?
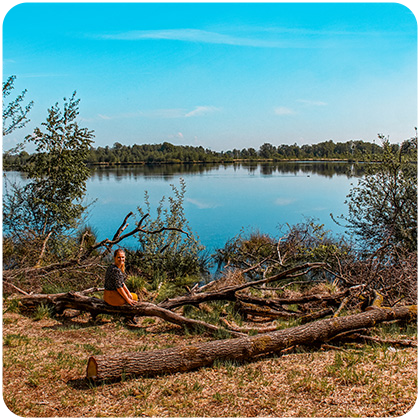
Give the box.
[82,162,362,252]
[4,162,363,252]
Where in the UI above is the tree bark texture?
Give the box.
[86,305,416,381]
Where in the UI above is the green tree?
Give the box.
[259,142,277,159]
[4,92,94,241]
[338,132,417,252]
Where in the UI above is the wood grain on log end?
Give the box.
[86,357,98,380]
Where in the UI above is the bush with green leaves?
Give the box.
[125,179,208,297]
[338,133,417,253]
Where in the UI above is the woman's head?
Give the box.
[114,249,126,272]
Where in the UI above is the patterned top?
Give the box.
[104,264,126,291]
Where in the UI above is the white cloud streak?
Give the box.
[95,106,219,121]
[95,28,299,48]
[185,105,220,117]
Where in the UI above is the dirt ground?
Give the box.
[2,308,418,417]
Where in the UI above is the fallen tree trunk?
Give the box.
[86,305,416,381]
[18,291,245,337]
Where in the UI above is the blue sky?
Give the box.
[2,2,418,152]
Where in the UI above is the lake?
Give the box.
[3,162,364,253]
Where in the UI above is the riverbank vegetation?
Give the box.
[4,137,417,169]
[3,80,417,416]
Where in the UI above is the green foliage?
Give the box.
[338,132,417,252]
[152,275,198,302]
[4,139,395,168]
[2,75,34,137]
[124,179,207,298]
[32,303,54,321]
[3,92,94,240]
[125,275,149,295]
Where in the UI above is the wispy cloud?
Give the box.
[274,106,295,116]
[98,114,113,120]
[95,111,142,120]
[144,106,220,119]
[94,106,219,121]
[185,105,220,118]
[94,28,298,48]
[167,132,184,140]
[93,26,390,49]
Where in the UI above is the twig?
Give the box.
[35,231,52,268]
[333,297,349,318]
[3,281,30,296]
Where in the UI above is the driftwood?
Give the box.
[86,305,417,381]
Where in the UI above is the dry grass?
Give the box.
[2,305,417,417]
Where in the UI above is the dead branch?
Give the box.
[236,287,355,308]
[159,262,327,310]
[16,291,245,338]
[235,300,299,320]
[3,281,30,296]
[35,231,52,267]
[88,212,191,258]
[219,318,279,334]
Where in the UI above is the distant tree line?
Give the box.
[4,138,414,169]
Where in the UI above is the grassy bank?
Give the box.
[3,305,417,417]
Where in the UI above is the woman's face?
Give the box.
[114,252,125,268]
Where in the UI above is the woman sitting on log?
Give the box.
[104,249,138,306]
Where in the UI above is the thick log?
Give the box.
[86,305,416,381]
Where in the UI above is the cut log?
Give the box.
[86,305,416,381]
